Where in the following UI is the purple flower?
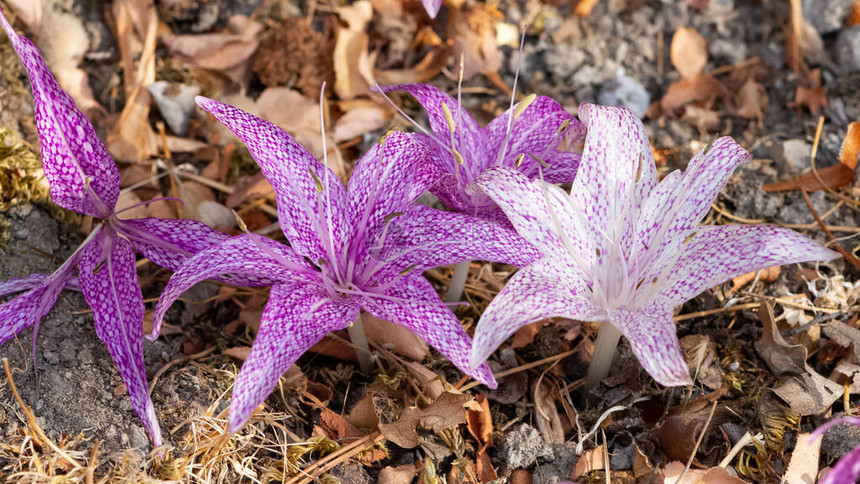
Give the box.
[422,0,442,18]
[152,97,539,433]
[377,83,586,223]
[469,103,840,385]
[0,10,244,446]
[812,416,860,484]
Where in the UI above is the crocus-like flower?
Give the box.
[469,103,840,385]
[377,84,586,223]
[152,97,539,432]
[812,416,860,484]
[422,0,442,18]
[0,10,248,446]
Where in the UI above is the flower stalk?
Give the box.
[348,316,373,375]
[445,261,471,303]
[584,322,623,393]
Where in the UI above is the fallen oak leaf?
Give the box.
[379,392,473,448]
[763,122,860,192]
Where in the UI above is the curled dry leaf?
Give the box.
[332,102,390,144]
[378,392,473,448]
[333,1,373,100]
[161,15,263,85]
[729,266,781,295]
[662,461,749,484]
[361,312,429,361]
[447,2,503,80]
[763,122,860,192]
[733,77,767,126]
[756,302,842,415]
[572,445,605,479]
[379,464,419,484]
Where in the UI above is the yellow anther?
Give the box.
[557,119,570,135]
[442,102,456,134]
[514,153,525,167]
[458,53,465,84]
[308,167,324,192]
[384,211,405,222]
[379,129,395,145]
[513,93,537,120]
[684,231,697,244]
[452,148,465,165]
[399,264,418,276]
[634,153,643,182]
[232,209,249,233]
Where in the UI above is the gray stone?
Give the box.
[802,0,853,35]
[500,424,554,469]
[598,73,650,119]
[610,443,633,470]
[837,26,860,74]
[709,38,748,65]
[146,81,201,136]
[533,443,577,484]
[327,462,372,484]
[780,139,812,173]
[544,46,587,82]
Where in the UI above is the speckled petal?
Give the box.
[377,84,483,170]
[638,137,752,272]
[609,305,691,386]
[229,283,356,432]
[540,151,583,184]
[151,234,315,339]
[659,224,839,306]
[0,8,118,217]
[470,259,602,369]
[0,273,79,299]
[195,96,347,262]
[0,250,82,346]
[485,96,581,177]
[377,204,540,279]
[422,0,442,17]
[346,132,438,247]
[362,275,497,388]
[115,218,230,270]
[475,167,590,272]
[819,445,860,484]
[77,229,162,446]
[571,103,658,257]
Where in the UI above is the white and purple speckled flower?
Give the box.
[469,103,840,386]
[152,97,539,433]
[422,0,442,18]
[377,83,586,224]
[0,9,252,446]
[812,416,860,484]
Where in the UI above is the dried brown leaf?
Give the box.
[784,433,822,484]
[333,1,373,99]
[671,27,708,80]
[379,464,419,484]
[572,444,605,479]
[378,392,472,448]
[662,461,749,484]
[734,77,767,124]
[362,313,428,361]
[447,3,503,80]
[660,74,727,113]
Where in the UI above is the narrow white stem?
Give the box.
[445,261,471,303]
[348,316,374,375]
[584,322,623,393]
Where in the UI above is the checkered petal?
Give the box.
[609,304,691,387]
[470,259,602,369]
[570,103,658,258]
[377,84,483,171]
[475,167,589,273]
[196,96,347,262]
[115,218,230,271]
[362,274,497,388]
[151,234,315,339]
[228,283,356,432]
[346,131,438,247]
[377,204,540,279]
[0,248,83,346]
[485,95,581,177]
[0,273,79,299]
[0,8,118,217]
[658,224,840,306]
[77,228,162,446]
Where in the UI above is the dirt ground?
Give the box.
[1,0,860,482]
